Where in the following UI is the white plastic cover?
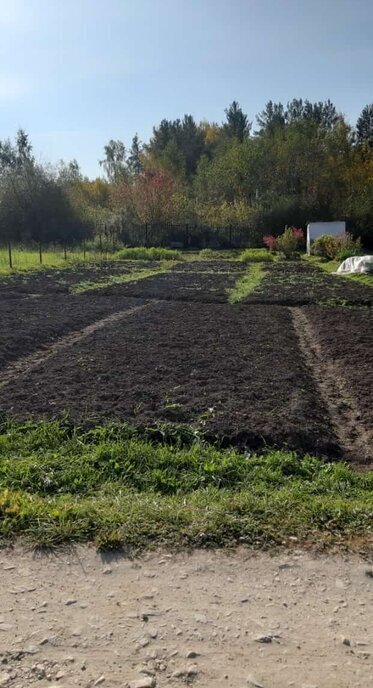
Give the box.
[337,255,373,274]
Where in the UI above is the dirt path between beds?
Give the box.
[0,547,372,688]
[290,307,373,467]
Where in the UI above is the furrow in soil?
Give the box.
[290,306,372,467]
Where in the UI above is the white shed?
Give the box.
[306,221,346,255]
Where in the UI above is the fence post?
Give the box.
[39,243,42,265]
[64,244,67,260]
[8,242,12,269]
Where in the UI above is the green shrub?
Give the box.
[240,249,274,263]
[313,233,362,261]
[276,227,304,259]
[116,247,183,261]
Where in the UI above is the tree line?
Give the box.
[0,99,372,249]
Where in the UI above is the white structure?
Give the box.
[337,255,373,274]
[306,221,346,255]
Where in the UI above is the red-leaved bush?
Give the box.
[263,235,278,252]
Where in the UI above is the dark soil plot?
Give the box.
[100,266,243,302]
[173,260,245,273]
[245,261,372,305]
[305,305,373,433]
[0,301,339,457]
[0,260,158,296]
[0,292,144,370]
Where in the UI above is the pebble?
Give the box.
[247,674,264,688]
[186,651,199,658]
[342,637,351,646]
[130,678,156,688]
[65,599,77,606]
[94,677,106,686]
[254,635,272,644]
[103,567,112,575]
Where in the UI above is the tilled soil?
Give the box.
[245,261,373,305]
[0,547,372,688]
[0,301,338,457]
[0,259,372,462]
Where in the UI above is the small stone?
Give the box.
[103,567,112,575]
[186,651,199,659]
[138,637,149,648]
[0,673,11,687]
[365,569,373,578]
[94,677,106,686]
[130,678,156,688]
[55,671,65,680]
[247,674,264,688]
[65,599,77,606]
[240,597,249,603]
[194,613,207,624]
[148,629,158,639]
[342,637,351,646]
[254,634,272,643]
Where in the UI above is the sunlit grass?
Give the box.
[303,255,373,288]
[0,419,371,549]
[228,263,266,303]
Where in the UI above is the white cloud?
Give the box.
[0,75,30,101]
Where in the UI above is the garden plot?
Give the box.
[100,262,245,302]
[245,261,372,305]
[0,291,145,370]
[0,300,339,457]
[0,259,161,295]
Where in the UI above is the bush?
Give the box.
[313,233,362,261]
[263,235,278,252]
[276,227,304,259]
[116,247,183,261]
[240,248,274,263]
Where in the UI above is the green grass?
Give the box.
[240,248,274,263]
[304,255,373,288]
[116,247,183,261]
[228,263,266,303]
[70,263,174,293]
[0,420,371,550]
[198,248,241,260]
[0,248,86,275]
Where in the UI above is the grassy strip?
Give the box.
[240,248,274,263]
[116,247,183,261]
[228,263,266,303]
[0,420,371,549]
[304,255,373,288]
[71,263,174,294]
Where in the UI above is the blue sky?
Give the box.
[1,0,372,178]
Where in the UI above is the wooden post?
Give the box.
[8,241,12,269]
[39,243,42,264]
[64,244,67,260]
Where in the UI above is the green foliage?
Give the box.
[276,227,304,259]
[0,420,371,549]
[240,249,274,263]
[313,234,362,260]
[116,246,183,261]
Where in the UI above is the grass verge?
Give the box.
[240,248,274,263]
[116,247,183,261]
[228,263,266,303]
[71,263,174,293]
[0,420,372,550]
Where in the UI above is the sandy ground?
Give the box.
[0,547,372,688]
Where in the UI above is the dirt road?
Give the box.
[0,547,372,687]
